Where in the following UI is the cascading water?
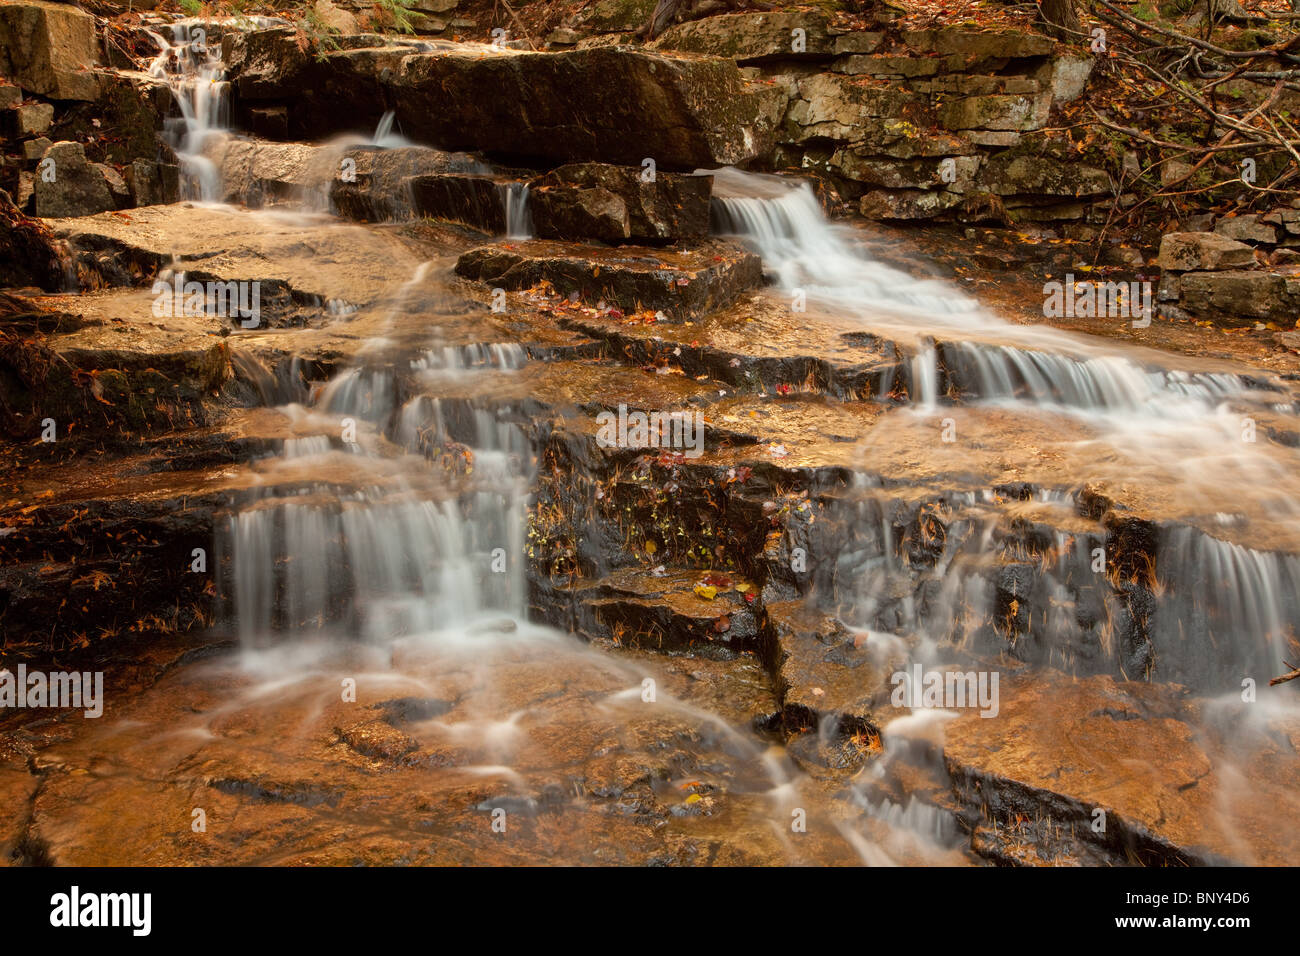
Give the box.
[709,167,1300,694]
[501,182,533,239]
[708,167,1284,419]
[147,20,237,200]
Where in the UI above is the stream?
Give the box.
[7,18,1300,868]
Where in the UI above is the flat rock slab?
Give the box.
[454,239,763,320]
[45,204,431,310]
[943,672,1300,865]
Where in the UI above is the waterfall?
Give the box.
[148,20,232,201]
[501,182,533,239]
[707,167,1300,692]
[215,267,533,646]
[706,167,1279,421]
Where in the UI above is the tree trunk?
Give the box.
[1039,0,1081,40]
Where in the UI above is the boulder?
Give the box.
[454,238,762,320]
[652,11,834,62]
[94,162,130,208]
[1214,214,1277,245]
[785,74,922,142]
[0,83,19,109]
[1177,271,1298,324]
[21,135,50,159]
[1044,55,1092,103]
[528,163,711,243]
[329,145,484,220]
[567,0,656,34]
[33,141,115,218]
[938,92,1051,131]
[16,101,52,134]
[223,32,781,170]
[392,47,781,169]
[313,0,361,34]
[976,151,1110,197]
[0,1,101,101]
[126,159,180,207]
[859,189,963,220]
[1158,232,1257,272]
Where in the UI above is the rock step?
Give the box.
[454,238,763,321]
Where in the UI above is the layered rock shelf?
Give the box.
[2,0,1300,873]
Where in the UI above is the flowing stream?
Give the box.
[20,29,1300,867]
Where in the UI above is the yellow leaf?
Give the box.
[693,583,718,600]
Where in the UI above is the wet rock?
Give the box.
[221,27,313,100]
[1157,232,1257,272]
[33,142,115,219]
[329,145,483,221]
[394,46,780,169]
[0,83,19,109]
[454,238,762,320]
[246,105,289,139]
[528,163,711,244]
[944,673,1296,865]
[762,600,898,734]
[573,569,761,656]
[652,11,835,62]
[225,33,781,170]
[0,0,102,101]
[408,173,510,233]
[336,719,420,763]
[1214,213,1276,245]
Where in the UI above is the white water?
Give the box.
[501,182,533,239]
[147,20,273,200]
[707,167,1286,421]
[708,168,1300,691]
